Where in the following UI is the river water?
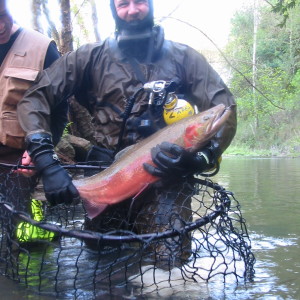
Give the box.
[1,157,299,299]
[213,157,300,300]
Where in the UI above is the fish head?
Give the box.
[184,104,232,151]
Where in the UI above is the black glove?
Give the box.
[143,141,216,179]
[26,133,79,206]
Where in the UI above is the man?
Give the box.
[17,0,236,260]
[0,0,66,217]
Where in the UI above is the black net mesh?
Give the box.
[0,165,255,299]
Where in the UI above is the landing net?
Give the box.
[0,165,255,299]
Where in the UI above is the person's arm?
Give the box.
[144,46,237,179]
[184,47,237,156]
[18,43,95,137]
[25,132,79,205]
[18,41,62,177]
[44,41,69,145]
[17,43,96,205]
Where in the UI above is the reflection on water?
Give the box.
[1,157,300,299]
[214,157,300,300]
[131,157,300,299]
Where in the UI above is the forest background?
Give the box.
[8,0,300,157]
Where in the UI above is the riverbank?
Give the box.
[225,145,300,158]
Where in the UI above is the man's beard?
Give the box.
[115,13,154,33]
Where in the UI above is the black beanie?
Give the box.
[110,0,154,32]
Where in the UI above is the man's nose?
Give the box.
[127,2,139,15]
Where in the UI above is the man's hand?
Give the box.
[15,151,36,177]
[143,141,214,179]
[26,133,79,206]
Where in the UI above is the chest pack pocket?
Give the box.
[0,68,39,148]
[2,67,39,105]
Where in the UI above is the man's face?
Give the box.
[0,4,13,44]
[114,0,149,23]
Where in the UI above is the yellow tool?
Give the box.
[163,94,195,125]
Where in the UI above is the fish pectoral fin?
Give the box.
[83,199,108,220]
[132,183,151,200]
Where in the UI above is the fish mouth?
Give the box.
[209,105,232,133]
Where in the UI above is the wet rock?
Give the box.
[55,134,93,163]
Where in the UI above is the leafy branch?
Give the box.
[162,16,284,110]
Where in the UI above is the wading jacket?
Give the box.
[18,26,237,155]
[0,28,52,149]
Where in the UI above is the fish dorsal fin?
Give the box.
[114,145,135,161]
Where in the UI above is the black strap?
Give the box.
[115,88,144,154]
[116,37,155,152]
[126,33,154,84]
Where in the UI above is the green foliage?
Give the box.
[224,1,300,156]
[290,69,300,92]
[225,145,279,157]
[63,122,73,137]
[271,0,299,26]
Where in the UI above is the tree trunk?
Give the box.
[32,0,43,33]
[89,0,101,42]
[68,97,97,145]
[252,0,259,130]
[42,0,61,50]
[59,0,94,146]
[60,0,73,54]
[59,2,93,144]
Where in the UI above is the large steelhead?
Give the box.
[75,104,232,219]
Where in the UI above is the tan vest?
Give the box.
[0,28,51,149]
